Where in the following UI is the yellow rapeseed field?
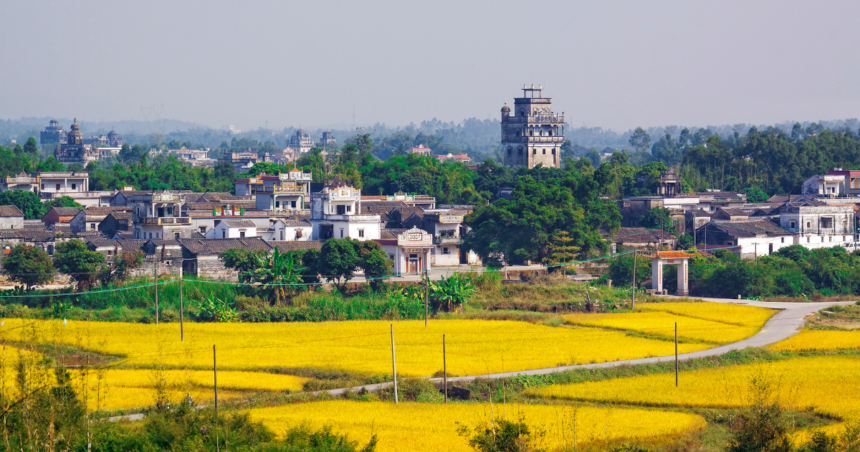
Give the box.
[769,330,860,352]
[642,302,775,327]
[250,400,706,452]
[562,311,761,344]
[528,355,860,422]
[3,319,710,377]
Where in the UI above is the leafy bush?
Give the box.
[194,295,236,322]
[427,272,476,312]
[458,416,546,452]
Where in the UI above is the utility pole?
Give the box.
[213,344,218,417]
[675,322,679,387]
[754,243,757,262]
[179,276,184,341]
[424,268,429,327]
[391,324,398,404]
[631,250,637,310]
[154,263,159,325]
[443,334,448,404]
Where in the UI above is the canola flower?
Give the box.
[528,355,860,422]
[4,319,710,377]
[563,311,762,345]
[250,400,706,452]
[641,301,775,328]
[769,329,860,352]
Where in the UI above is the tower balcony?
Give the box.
[521,136,565,144]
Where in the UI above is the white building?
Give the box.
[310,179,380,241]
[803,175,845,196]
[208,219,258,239]
[266,219,312,242]
[779,202,856,250]
[697,220,795,259]
[131,191,194,240]
[254,169,313,212]
[377,227,435,274]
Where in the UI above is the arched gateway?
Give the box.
[642,251,696,296]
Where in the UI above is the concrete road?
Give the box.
[324,298,855,396]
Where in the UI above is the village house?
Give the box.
[0,205,24,230]
[253,169,313,213]
[131,191,195,240]
[310,178,380,241]
[178,237,273,279]
[206,219,258,239]
[42,207,83,228]
[696,220,794,259]
[98,211,132,237]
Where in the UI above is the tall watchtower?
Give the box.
[501,85,565,168]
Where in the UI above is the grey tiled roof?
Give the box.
[0,205,24,217]
[51,207,83,216]
[84,206,132,215]
[178,237,273,256]
[709,220,792,237]
[272,240,323,253]
[216,219,257,228]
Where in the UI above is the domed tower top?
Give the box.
[67,118,83,144]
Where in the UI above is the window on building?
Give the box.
[107,250,112,256]
[222,230,226,238]
[442,247,450,255]
[358,229,364,238]
[90,223,95,230]
[389,254,395,260]
[71,183,76,190]
[807,221,811,229]
[781,237,785,243]
[174,232,180,239]
[346,205,352,212]
[542,149,546,154]
[533,149,536,155]
[40,184,44,190]
[340,229,344,238]
[55,184,60,190]
[789,221,796,229]
[148,233,152,239]
[199,226,206,234]
[291,201,296,208]
[829,236,832,242]
[239,230,245,238]
[807,237,811,243]
[275,201,280,208]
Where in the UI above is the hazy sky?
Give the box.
[2,1,858,131]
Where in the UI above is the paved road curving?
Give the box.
[324,298,856,396]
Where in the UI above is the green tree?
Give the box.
[742,186,769,203]
[639,207,676,236]
[426,272,476,312]
[318,238,360,286]
[45,196,83,210]
[628,127,651,153]
[220,248,270,283]
[22,136,38,156]
[545,230,581,266]
[3,244,56,290]
[243,247,304,306]
[53,239,106,291]
[99,250,144,286]
[0,190,45,219]
[356,240,393,290]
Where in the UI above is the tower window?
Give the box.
[542,149,546,154]
[533,149,537,155]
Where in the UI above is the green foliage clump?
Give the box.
[426,272,476,312]
[53,239,106,291]
[458,416,546,452]
[3,244,56,289]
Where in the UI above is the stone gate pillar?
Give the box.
[677,259,689,296]
[651,259,663,293]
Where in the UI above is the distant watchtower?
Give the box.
[501,85,565,168]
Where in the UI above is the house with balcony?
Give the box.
[254,169,313,213]
[375,227,435,274]
[778,202,856,250]
[131,191,195,240]
[803,174,845,196]
[310,178,380,241]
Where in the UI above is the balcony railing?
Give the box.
[783,227,853,235]
[521,136,565,144]
[433,236,462,245]
[139,217,191,226]
[323,214,380,222]
[255,185,306,195]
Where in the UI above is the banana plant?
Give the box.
[243,248,304,306]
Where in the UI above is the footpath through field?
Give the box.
[325,298,856,396]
